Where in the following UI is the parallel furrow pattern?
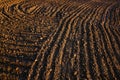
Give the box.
[0,0,120,80]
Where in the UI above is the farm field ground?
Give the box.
[0,0,120,80]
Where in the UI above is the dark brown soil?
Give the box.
[0,0,120,80]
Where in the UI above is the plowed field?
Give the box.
[0,0,120,80]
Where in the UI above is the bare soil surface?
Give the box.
[0,0,120,80]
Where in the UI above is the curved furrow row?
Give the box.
[52,6,92,80]
[93,2,120,79]
[108,3,120,26]
[84,3,104,79]
[34,5,54,16]
[27,2,92,80]
[106,8,120,64]
[0,0,120,79]
[81,3,103,79]
[92,24,109,79]
[81,3,108,79]
[31,2,60,16]
[75,33,81,80]
[14,3,34,19]
[32,5,47,15]
[91,3,112,79]
[42,3,93,80]
[15,1,29,15]
[89,2,118,79]
[44,3,94,80]
[102,2,120,78]
[17,0,35,14]
[96,3,117,80]
[49,4,69,17]
[95,4,117,79]
[0,0,23,8]
[36,1,63,16]
[61,3,97,79]
[103,2,120,50]
[87,8,102,80]
[101,1,120,74]
[49,1,74,17]
[10,0,41,15]
[2,1,38,20]
[27,4,80,80]
[80,9,94,80]
[49,5,64,17]
[46,3,78,19]
[26,5,40,14]
[49,1,91,18]
[57,3,94,79]
[0,7,12,20]
[4,5,22,20]
[0,0,26,20]
[108,3,120,49]
[61,17,80,80]
[48,4,69,20]
[77,3,101,79]
[43,5,56,16]
[1,6,22,21]
[114,6,120,36]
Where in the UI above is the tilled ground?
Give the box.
[0,0,120,80]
